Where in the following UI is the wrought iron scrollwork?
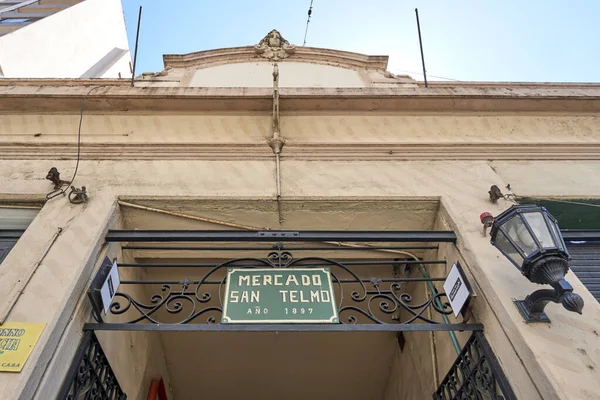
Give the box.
[58,331,126,400]
[99,249,454,325]
[434,331,516,400]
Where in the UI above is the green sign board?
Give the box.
[222,268,338,324]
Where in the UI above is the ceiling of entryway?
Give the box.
[160,331,397,400]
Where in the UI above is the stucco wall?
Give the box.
[0,109,599,399]
[0,159,598,399]
[2,112,599,164]
[0,0,130,78]
[188,61,367,87]
[2,112,597,143]
[0,113,271,144]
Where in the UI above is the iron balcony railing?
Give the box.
[86,230,482,333]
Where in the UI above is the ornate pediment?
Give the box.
[163,30,390,71]
[254,29,296,61]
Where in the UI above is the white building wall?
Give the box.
[102,52,131,79]
[0,0,131,78]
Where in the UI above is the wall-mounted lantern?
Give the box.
[489,204,584,322]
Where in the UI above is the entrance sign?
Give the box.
[0,322,46,372]
[443,262,473,317]
[100,259,120,314]
[222,268,338,323]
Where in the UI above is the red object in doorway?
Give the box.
[147,377,168,400]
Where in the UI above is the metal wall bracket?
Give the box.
[257,231,299,238]
[514,299,551,323]
[513,279,584,323]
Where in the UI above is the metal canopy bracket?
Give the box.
[105,230,457,243]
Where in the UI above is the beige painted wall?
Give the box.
[0,109,599,399]
[0,193,118,399]
[0,113,271,144]
[1,113,597,145]
[188,61,367,88]
[282,159,600,400]
[2,113,598,163]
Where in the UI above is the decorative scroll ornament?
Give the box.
[101,250,455,325]
[254,29,296,60]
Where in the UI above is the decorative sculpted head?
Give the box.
[254,29,296,60]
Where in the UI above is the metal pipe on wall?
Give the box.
[270,63,284,224]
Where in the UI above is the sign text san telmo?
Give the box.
[222,268,339,323]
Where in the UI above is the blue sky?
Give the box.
[121,1,599,82]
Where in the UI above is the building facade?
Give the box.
[0,0,130,78]
[0,29,599,399]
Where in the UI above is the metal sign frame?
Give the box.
[87,256,116,323]
[443,261,476,321]
[222,267,339,324]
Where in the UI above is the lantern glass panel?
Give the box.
[546,218,564,251]
[495,229,524,267]
[523,212,556,249]
[504,216,538,257]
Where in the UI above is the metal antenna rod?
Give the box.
[303,0,314,46]
[415,8,428,88]
[131,6,142,87]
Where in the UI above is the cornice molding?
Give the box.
[163,46,389,71]
[1,143,599,161]
[1,86,600,112]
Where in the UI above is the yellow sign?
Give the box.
[0,323,45,372]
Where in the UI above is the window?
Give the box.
[0,207,39,264]
[0,18,29,23]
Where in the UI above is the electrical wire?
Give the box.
[382,246,462,356]
[302,0,314,46]
[394,69,461,81]
[46,85,105,200]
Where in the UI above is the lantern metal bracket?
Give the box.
[513,279,583,323]
[513,291,554,323]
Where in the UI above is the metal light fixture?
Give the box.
[489,204,584,322]
[480,212,494,236]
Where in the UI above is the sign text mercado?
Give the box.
[222,268,338,323]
